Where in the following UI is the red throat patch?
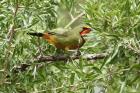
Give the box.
[80,29,91,35]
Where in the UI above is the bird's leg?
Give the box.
[68,49,81,57]
[76,48,81,56]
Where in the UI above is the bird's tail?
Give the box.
[27,32,44,37]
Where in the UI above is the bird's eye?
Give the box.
[83,27,91,31]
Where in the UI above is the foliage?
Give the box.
[0,0,140,93]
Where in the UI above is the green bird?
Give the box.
[27,25,91,50]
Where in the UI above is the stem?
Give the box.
[64,12,85,28]
[1,0,19,85]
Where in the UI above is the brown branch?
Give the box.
[5,1,19,60]
[6,0,19,43]
[11,53,108,73]
[34,53,107,62]
[1,0,19,85]
[6,25,15,44]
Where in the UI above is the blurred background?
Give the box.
[0,0,140,93]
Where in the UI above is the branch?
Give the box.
[11,53,108,73]
[64,12,85,28]
[5,1,19,60]
[6,0,19,43]
[123,40,140,55]
[127,43,140,55]
[34,53,107,62]
[2,0,19,85]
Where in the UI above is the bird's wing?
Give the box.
[47,28,69,37]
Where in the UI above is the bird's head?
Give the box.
[80,26,92,36]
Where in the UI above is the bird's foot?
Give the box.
[75,50,81,56]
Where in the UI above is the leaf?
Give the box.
[70,72,75,84]
[92,67,102,73]
[107,44,121,64]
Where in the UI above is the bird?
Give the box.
[27,26,91,51]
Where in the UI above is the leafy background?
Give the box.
[0,0,140,93]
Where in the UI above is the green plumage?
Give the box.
[28,25,89,50]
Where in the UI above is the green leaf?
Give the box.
[70,72,75,84]
[92,67,102,73]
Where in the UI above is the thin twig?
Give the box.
[1,0,19,85]
[64,12,85,28]
[5,0,19,62]
[124,40,140,55]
